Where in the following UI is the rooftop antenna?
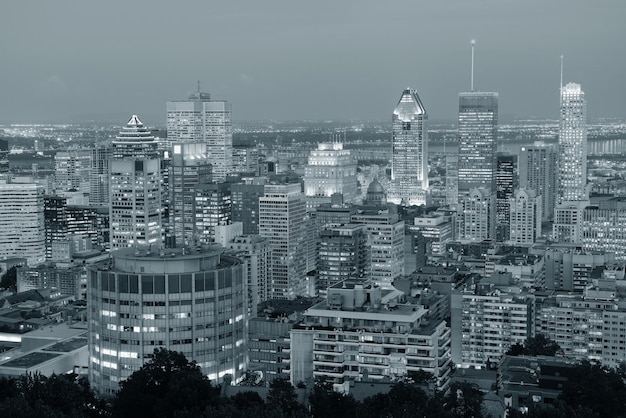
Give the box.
[470,39,476,92]
[197,80,201,94]
[559,55,564,105]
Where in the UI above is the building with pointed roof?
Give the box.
[389,88,429,206]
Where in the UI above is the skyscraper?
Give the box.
[167,143,211,247]
[457,92,499,195]
[167,88,233,181]
[259,183,308,299]
[389,88,428,206]
[557,82,587,203]
[519,144,557,222]
[0,181,45,266]
[109,115,162,249]
[496,153,516,242]
[303,141,358,211]
[90,146,112,206]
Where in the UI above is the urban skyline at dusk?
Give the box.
[1,1,625,123]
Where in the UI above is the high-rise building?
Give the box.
[231,178,266,235]
[90,147,112,206]
[304,142,358,210]
[109,115,162,250]
[167,88,233,181]
[167,143,211,247]
[227,235,271,316]
[194,182,231,245]
[496,154,516,242]
[457,92,498,195]
[389,88,429,206]
[0,138,9,174]
[557,83,587,204]
[581,197,626,260]
[457,188,495,242]
[509,189,542,245]
[519,145,557,222]
[54,150,91,195]
[352,182,404,288]
[88,247,247,395]
[0,181,45,266]
[317,224,368,295]
[259,183,308,299]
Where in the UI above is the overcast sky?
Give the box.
[1,0,624,125]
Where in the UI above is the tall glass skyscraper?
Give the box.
[457,92,498,195]
[167,89,233,181]
[557,83,587,203]
[390,88,428,206]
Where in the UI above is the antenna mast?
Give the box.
[560,55,564,105]
[470,40,476,92]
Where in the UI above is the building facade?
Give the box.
[304,142,358,210]
[389,88,429,206]
[0,181,45,266]
[519,145,557,222]
[167,89,233,181]
[557,83,587,204]
[87,247,247,396]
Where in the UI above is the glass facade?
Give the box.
[390,89,428,206]
[558,83,587,203]
[88,248,246,396]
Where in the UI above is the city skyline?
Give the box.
[1,1,624,124]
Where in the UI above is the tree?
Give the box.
[112,348,218,418]
[264,378,306,418]
[506,334,561,357]
[309,384,357,418]
[0,373,105,417]
[0,266,17,291]
[442,382,484,418]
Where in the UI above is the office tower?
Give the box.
[44,196,68,260]
[167,88,233,181]
[109,115,162,249]
[581,197,626,260]
[232,146,259,174]
[317,224,368,295]
[259,183,308,299]
[496,153,516,242]
[194,182,231,245]
[227,235,271,316]
[88,247,247,395]
[457,92,498,195]
[557,83,587,203]
[519,144,557,221]
[509,189,542,245]
[0,138,9,174]
[167,143,211,247]
[457,188,495,242]
[389,88,429,206]
[541,244,613,291]
[352,181,404,288]
[304,142,358,210]
[409,211,454,256]
[445,155,459,207]
[90,146,112,206]
[231,178,266,235]
[54,149,91,194]
[315,197,356,232]
[553,203,584,243]
[0,181,45,266]
[290,282,451,390]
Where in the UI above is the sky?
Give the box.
[1,0,624,125]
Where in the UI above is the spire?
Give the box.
[471,39,476,92]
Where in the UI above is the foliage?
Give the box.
[506,334,561,357]
[112,348,218,418]
[0,266,17,291]
[264,377,307,418]
[441,382,484,418]
[0,373,104,417]
[309,384,358,418]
